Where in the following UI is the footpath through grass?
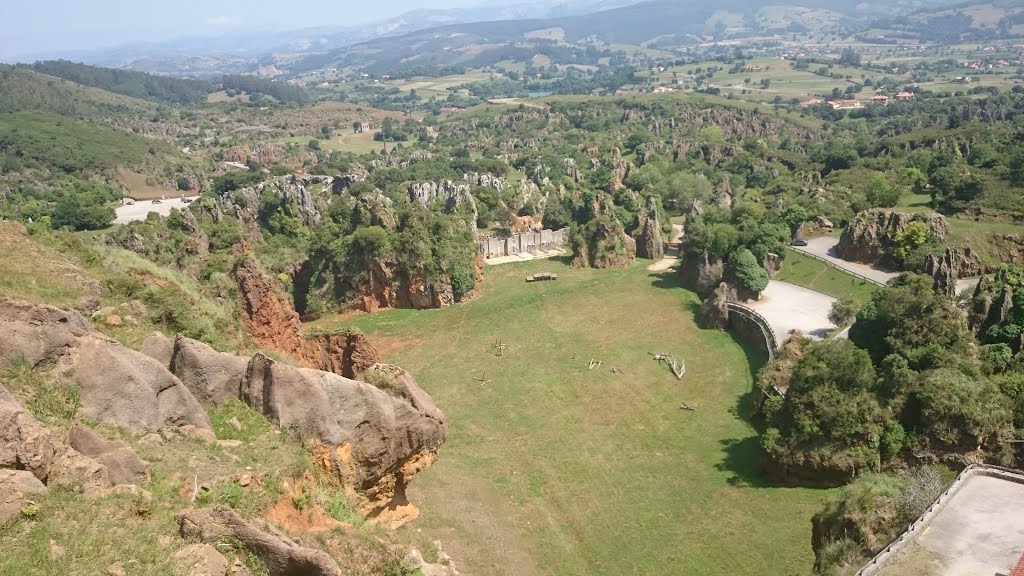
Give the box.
[778,250,878,305]
[319,258,832,576]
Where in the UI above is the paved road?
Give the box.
[745,280,838,344]
[115,197,199,225]
[793,236,983,295]
[790,237,898,285]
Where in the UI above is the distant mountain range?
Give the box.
[13,0,1015,78]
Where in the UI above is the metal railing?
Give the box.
[786,247,886,287]
[726,302,778,361]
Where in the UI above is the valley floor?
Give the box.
[313,258,833,575]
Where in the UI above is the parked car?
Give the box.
[152,199,162,204]
[182,198,193,204]
[790,239,808,247]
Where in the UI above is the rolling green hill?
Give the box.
[0,66,157,120]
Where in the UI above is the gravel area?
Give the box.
[745,281,838,343]
[115,197,199,225]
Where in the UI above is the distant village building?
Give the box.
[895,91,916,101]
[827,99,863,110]
[871,94,890,104]
[800,98,823,107]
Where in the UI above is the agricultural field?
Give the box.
[313,258,833,576]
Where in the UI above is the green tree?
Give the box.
[866,174,901,208]
[731,248,769,295]
[889,221,929,265]
[850,274,973,371]
[828,297,859,326]
[930,165,983,212]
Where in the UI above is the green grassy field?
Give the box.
[777,250,879,305]
[279,131,384,155]
[313,259,832,576]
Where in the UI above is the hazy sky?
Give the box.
[0,0,485,61]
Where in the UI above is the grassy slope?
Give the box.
[0,67,156,118]
[778,250,879,304]
[0,223,91,309]
[0,111,179,175]
[315,258,831,576]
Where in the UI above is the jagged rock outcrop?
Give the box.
[836,210,951,264]
[924,247,983,298]
[632,196,664,260]
[408,180,479,240]
[242,356,447,524]
[355,192,398,231]
[0,300,211,432]
[233,257,381,377]
[228,175,333,231]
[1,383,129,501]
[610,148,630,190]
[572,218,637,269]
[177,506,342,576]
[969,278,1016,345]
[679,252,725,298]
[762,253,783,278]
[564,158,583,183]
[697,283,735,330]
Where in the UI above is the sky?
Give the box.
[0,0,486,61]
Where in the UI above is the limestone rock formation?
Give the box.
[0,469,47,525]
[408,180,478,237]
[924,247,983,298]
[169,335,249,407]
[0,300,212,432]
[697,283,735,330]
[69,425,149,487]
[632,196,665,260]
[242,355,447,522]
[1,383,117,497]
[836,210,951,264]
[59,333,211,431]
[177,506,342,576]
[572,218,637,269]
[679,251,725,299]
[762,253,783,278]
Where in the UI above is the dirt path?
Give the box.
[646,223,684,272]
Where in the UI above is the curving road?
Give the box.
[115,196,200,225]
[790,236,981,294]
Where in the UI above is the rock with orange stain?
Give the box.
[242,355,446,528]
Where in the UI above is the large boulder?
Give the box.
[572,217,637,269]
[140,332,175,368]
[0,469,47,525]
[59,333,211,432]
[0,300,212,434]
[242,355,447,522]
[0,384,55,481]
[172,544,230,576]
[177,506,341,576]
[170,336,248,407]
[69,425,150,486]
[0,300,91,370]
[836,210,950,264]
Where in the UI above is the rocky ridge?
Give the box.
[836,210,950,264]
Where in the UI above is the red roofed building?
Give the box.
[1011,553,1024,576]
[896,91,915,100]
[871,94,890,104]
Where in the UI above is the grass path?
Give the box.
[317,259,833,575]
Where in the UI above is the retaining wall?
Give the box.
[726,303,778,361]
[478,228,569,259]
